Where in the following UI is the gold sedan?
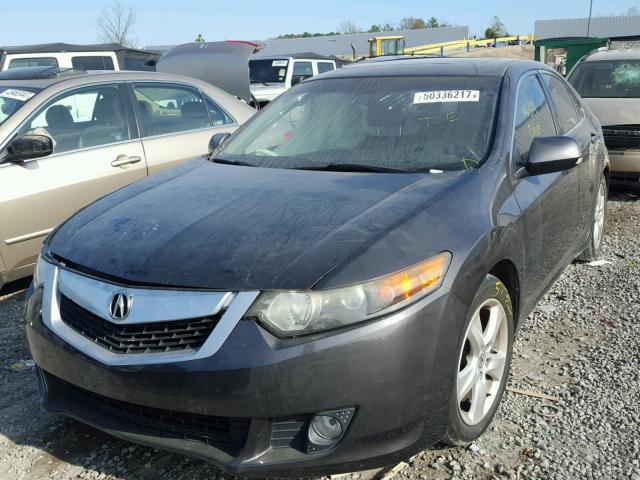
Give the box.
[0,68,255,287]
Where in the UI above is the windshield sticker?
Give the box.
[272,60,288,67]
[413,90,480,104]
[0,89,35,101]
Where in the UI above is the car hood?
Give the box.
[49,159,467,291]
[583,98,640,126]
[250,83,287,99]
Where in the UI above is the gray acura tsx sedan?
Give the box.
[25,57,608,476]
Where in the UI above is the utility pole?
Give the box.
[586,0,594,37]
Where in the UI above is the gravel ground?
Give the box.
[0,190,638,480]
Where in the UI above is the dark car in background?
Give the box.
[25,58,608,476]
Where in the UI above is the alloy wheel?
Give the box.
[457,298,508,426]
[593,181,606,250]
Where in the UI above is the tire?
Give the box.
[578,174,607,262]
[443,274,514,446]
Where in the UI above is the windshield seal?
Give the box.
[217,74,503,173]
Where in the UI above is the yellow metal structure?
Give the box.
[404,35,534,56]
[368,36,406,57]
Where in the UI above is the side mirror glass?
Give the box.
[1,134,53,164]
[208,132,231,154]
[526,136,582,176]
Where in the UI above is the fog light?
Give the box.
[311,415,343,440]
[306,407,355,454]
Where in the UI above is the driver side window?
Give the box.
[17,84,130,155]
[514,75,556,161]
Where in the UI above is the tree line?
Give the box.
[96,1,640,48]
[274,16,452,40]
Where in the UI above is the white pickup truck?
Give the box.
[0,43,159,72]
[249,54,337,107]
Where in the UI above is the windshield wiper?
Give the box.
[298,163,407,173]
[210,157,256,167]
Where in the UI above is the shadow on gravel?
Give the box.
[0,276,31,296]
[608,186,639,202]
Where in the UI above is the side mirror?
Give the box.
[208,132,231,154]
[1,134,53,164]
[526,136,582,175]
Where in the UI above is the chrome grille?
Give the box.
[59,294,220,354]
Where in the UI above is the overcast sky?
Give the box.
[2,0,639,47]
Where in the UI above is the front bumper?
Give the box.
[609,151,640,187]
[25,264,467,477]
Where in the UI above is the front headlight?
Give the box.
[32,254,46,288]
[244,252,451,336]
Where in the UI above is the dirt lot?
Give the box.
[450,44,535,60]
[0,190,638,480]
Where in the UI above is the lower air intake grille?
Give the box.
[59,294,220,354]
[602,125,640,151]
[66,381,251,455]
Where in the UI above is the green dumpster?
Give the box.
[534,37,610,75]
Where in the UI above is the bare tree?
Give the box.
[96,1,137,47]
[628,6,640,16]
[339,21,362,34]
[398,16,427,30]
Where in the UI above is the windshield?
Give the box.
[569,60,640,98]
[0,86,41,126]
[249,59,289,84]
[219,75,502,172]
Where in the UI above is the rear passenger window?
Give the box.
[8,57,58,69]
[133,83,229,137]
[317,62,334,74]
[292,62,313,77]
[514,75,557,160]
[542,74,580,134]
[71,56,115,70]
[19,84,129,154]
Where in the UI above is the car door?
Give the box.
[130,82,237,175]
[511,72,581,295]
[541,72,599,238]
[0,82,146,275]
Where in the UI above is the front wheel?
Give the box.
[443,274,514,445]
[578,174,607,262]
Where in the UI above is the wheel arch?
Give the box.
[488,259,520,327]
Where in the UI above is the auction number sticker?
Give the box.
[272,60,288,67]
[413,90,480,104]
[0,89,36,101]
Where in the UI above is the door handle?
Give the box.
[111,155,142,167]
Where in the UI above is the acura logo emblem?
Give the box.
[109,293,132,320]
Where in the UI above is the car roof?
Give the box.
[0,42,154,55]
[251,52,337,61]
[0,69,216,90]
[314,57,548,79]
[583,49,640,62]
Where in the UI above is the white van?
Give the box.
[0,43,159,72]
[249,53,337,107]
